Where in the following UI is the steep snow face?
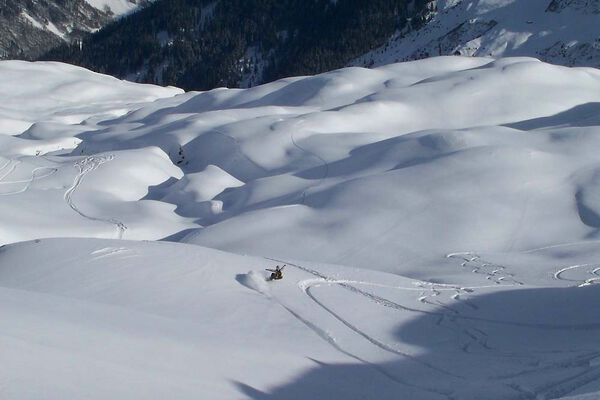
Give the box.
[352,0,600,69]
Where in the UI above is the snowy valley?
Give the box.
[1,55,600,399]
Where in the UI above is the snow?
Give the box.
[239,269,273,297]
[84,0,142,16]
[2,56,600,399]
[20,11,44,30]
[2,238,600,399]
[352,0,600,69]
[45,20,66,39]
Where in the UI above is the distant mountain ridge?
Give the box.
[0,0,147,60]
[351,0,599,69]
[36,0,598,90]
[40,0,433,90]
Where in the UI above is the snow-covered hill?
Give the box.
[352,0,600,69]
[2,57,600,398]
[2,237,600,399]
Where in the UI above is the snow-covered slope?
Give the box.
[51,56,600,273]
[0,61,188,243]
[2,237,600,399]
[2,56,600,399]
[3,57,600,270]
[84,0,144,16]
[352,0,600,69]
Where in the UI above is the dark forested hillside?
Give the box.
[41,0,432,90]
[0,0,148,60]
[0,0,109,60]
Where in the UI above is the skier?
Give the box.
[266,265,285,281]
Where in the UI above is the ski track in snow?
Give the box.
[88,246,137,262]
[269,297,425,396]
[554,264,600,287]
[447,252,525,286]
[0,158,13,176]
[267,274,457,399]
[0,159,20,182]
[265,256,600,399]
[64,155,127,239]
[521,239,600,254]
[289,123,330,205]
[0,166,58,196]
[266,257,468,397]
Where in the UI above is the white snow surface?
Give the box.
[84,0,142,16]
[2,57,600,399]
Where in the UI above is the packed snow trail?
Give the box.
[64,155,127,239]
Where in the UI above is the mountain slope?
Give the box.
[352,0,600,69]
[40,0,432,90]
[0,0,147,60]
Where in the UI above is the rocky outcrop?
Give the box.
[0,0,147,60]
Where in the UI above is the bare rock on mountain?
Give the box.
[0,0,147,60]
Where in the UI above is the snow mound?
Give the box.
[0,60,182,136]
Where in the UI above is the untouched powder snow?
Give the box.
[2,56,600,399]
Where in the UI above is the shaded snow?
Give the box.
[2,56,600,399]
[2,238,600,399]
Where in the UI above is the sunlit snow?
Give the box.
[1,56,600,399]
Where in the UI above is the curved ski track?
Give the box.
[554,264,600,287]
[0,166,58,196]
[64,155,127,239]
[263,255,600,399]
